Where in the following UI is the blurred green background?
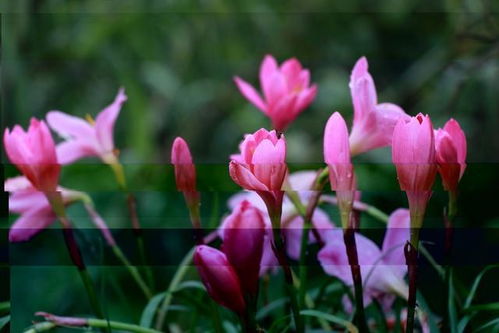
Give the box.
[2,0,499,331]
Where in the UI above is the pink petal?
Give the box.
[324,112,351,165]
[259,55,278,99]
[382,208,410,271]
[234,77,267,112]
[4,176,32,192]
[229,161,268,191]
[443,119,467,166]
[46,111,95,140]
[263,72,287,107]
[9,209,56,242]
[9,190,49,214]
[95,88,127,153]
[55,141,97,165]
[295,84,317,113]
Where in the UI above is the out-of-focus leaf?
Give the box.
[464,302,499,313]
[448,269,458,333]
[416,292,440,333]
[222,321,239,333]
[475,317,499,332]
[267,314,291,333]
[256,298,288,320]
[464,264,499,308]
[140,292,166,328]
[175,280,205,292]
[300,310,358,333]
[0,315,10,330]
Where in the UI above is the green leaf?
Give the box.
[175,280,206,292]
[256,298,288,320]
[416,292,439,333]
[140,292,166,328]
[0,315,10,330]
[464,302,499,313]
[267,315,292,333]
[300,310,358,333]
[464,264,499,308]
[457,313,475,333]
[222,321,239,333]
[475,317,499,332]
[448,269,458,333]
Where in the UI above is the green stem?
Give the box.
[0,301,10,313]
[405,227,420,333]
[78,269,105,319]
[25,319,162,333]
[46,192,104,320]
[109,161,155,292]
[269,212,303,333]
[111,245,152,299]
[155,247,194,330]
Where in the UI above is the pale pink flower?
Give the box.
[318,209,410,309]
[4,118,60,192]
[434,119,467,192]
[234,55,317,132]
[348,57,410,155]
[46,88,127,165]
[5,176,82,242]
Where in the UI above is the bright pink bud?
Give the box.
[434,119,467,192]
[348,57,410,155]
[171,137,196,192]
[234,55,317,132]
[324,112,356,223]
[392,113,437,218]
[193,245,246,314]
[4,118,60,192]
[230,128,287,192]
[220,200,265,296]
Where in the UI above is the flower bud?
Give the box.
[193,245,246,314]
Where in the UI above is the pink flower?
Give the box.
[348,57,410,155]
[434,119,467,192]
[193,245,246,314]
[323,112,357,226]
[5,176,82,242]
[229,128,288,220]
[226,172,334,275]
[392,113,437,219]
[4,118,61,192]
[219,200,266,296]
[234,55,317,132]
[46,88,127,165]
[318,209,410,309]
[171,137,196,192]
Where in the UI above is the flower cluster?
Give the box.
[4,54,468,333]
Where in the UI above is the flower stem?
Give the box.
[111,245,152,299]
[269,211,303,333]
[343,227,368,332]
[155,247,194,330]
[405,227,420,333]
[25,317,162,333]
[109,161,155,292]
[46,192,104,320]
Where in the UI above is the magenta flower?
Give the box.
[392,113,437,219]
[318,208,410,309]
[348,57,410,155]
[234,55,317,132]
[46,88,127,165]
[434,119,467,192]
[4,118,61,192]
[193,245,246,315]
[5,176,82,242]
[219,200,266,297]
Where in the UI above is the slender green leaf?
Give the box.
[464,264,499,308]
[140,292,166,328]
[256,298,288,320]
[475,317,499,332]
[222,321,239,333]
[457,313,475,333]
[268,315,291,333]
[175,280,205,292]
[448,269,458,333]
[464,302,499,313]
[416,292,439,333]
[300,310,358,333]
[0,315,10,330]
